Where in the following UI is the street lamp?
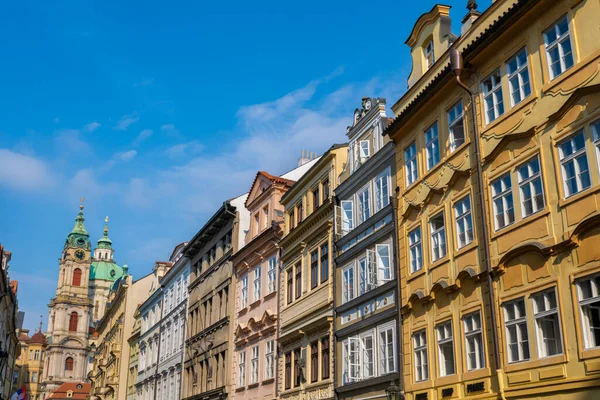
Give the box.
[385,381,404,400]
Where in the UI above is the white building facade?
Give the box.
[157,244,189,400]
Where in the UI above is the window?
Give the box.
[250,346,259,384]
[425,122,440,170]
[312,187,320,210]
[65,357,74,371]
[254,214,260,235]
[293,349,301,387]
[341,200,354,234]
[405,142,418,186]
[577,275,600,349]
[321,337,330,379]
[504,299,530,363]
[285,352,292,390]
[29,350,33,360]
[358,255,374,295]
[32,372,37,383]
[342,263,356,304]
[559,131,591,197]
[454,196,473,248]
[289,209,295,230]
[464,312,485,370]
[240,275,248,308]
[34,350,40,360]
[413,330,428,382]
[506,48,531,106]
[491,173,515,230]
[311,342,319,383]
[263,206,269,229]
[544,15,574,80]
[322,178,330,200]
[265,340,274,380]
[267,257,276,294]
[295,264,302,299]
[320,243,329,284]
[374,168,390,212]
[69,312,78,332]
[593,121,600,173]
[429,213,446,262]
[482,69,504,124]
[357,185,371,225]
[253,266,261,302]
[408,227,422,273]
[517,156,545,217]
[297,203,303,224]
[533,289,563,357]
[378,323,396,375]
[376,243,392,284]
[359,140,370,163]
[436,322,455,376]
[311,250,319,289]
[238,351,245,387]
[425,40,434,69]
[447,100,465,152]
[72,268,82,286]
[343,330,377,383]
[287,269,293,305]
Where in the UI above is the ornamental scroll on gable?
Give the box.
[348,97,383,132]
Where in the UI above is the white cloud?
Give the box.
[0,149,55,191]
[160,124,181,137]
[55,129,90,154]
[133,78,154,88]
[114,150,137,162]
[134,129,153,145]
[114,113,139,131]
[85,121,101,132]
[164,141,203,157]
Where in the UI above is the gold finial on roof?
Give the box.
[80,197,85,210]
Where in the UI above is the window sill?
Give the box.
[238,307,248,316]
[558,185,599,210]
[235,387,245,392]
[453,241,478,258]
[247,383,259,389]
[462,367,491,381]
[407,268,426,283]
[249,299,261,309]
[262,378,275,385]
[490,209,550,241]
[429,255,449,271]
[263,291,277,301]
[504,353,567,373]
[480,95,538,135]
[541,48,600,95]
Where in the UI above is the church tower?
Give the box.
[43,202,93,394]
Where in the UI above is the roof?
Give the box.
[18,332,30,343]
[30,331,47,344]
[90,260,124,281]
[48,382,91,399]
[245,171,296,208]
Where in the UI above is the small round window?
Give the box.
[110,270,116,277]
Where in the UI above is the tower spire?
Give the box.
[39,315,43,333]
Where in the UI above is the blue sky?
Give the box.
[0,0,490,332]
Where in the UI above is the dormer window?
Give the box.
[425,40,434,69]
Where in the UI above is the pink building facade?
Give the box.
[231,172,295,400]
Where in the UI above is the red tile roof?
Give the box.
[30,331,47,344]
[9,281,18,295]
[245,171,296,207]
[48,382,91,399]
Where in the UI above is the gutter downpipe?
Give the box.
[391,188,405,399]
[449,47,505,400]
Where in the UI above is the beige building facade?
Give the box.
[278,144,347,400]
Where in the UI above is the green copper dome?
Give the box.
[96,217,113,250]
[65,203,90,250]
[90,260,125,282]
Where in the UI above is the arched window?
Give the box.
[72,268,82,286]
[65,357,74,371]
[69,312,78,332]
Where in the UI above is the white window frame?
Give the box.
[436,321,455,377]
[361,330,376,379]
[464,311,485,371]
[559,131,591,197]
[448,100,465,152]
[359,140,370,163]
[543,15,574,80]
[533,288,563,358]
[576,274,600,349]
[358,254,375,296]
[376,242,392,285]
[267,257,277,294]
[378,322,397,375]
[425,122,440,170]
[250,345,259,384]
[506,48,531,106]
[517,155,545,218]
[454,196,473,249]
[253,265,261,302]
[342,262,356,304]
[413,330,428,382]
[238,351,246,387]
[504,298,530,363]
[405,141,418,186]
[374,168,391,213]
[429,212,446,262]
[357,184,372,225]
[240,275,248,308]
[482,69,504,124]
[341,200,354,234]
[425,40,434,69]
[593,121,600,175]
[491,173,515,230]
[408,227,423,273]
[265,339,275,379]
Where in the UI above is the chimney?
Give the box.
[297,149,315,167]
[462,0,481,35]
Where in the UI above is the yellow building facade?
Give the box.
[386,0,600,399]
[14,327,47,400]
